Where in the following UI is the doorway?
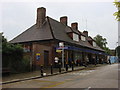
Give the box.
[44,50,49,67]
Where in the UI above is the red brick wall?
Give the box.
[32,43,53,66]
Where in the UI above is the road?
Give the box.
[2,64,119,89]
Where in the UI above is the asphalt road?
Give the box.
[2,64,119,89]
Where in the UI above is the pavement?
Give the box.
[1,63,119,89]
[2,64,107,85]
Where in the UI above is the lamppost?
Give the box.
[59,42,65,69]
[117,0,120,46]
[118,7,120,46]
[114,0,120,62]
[114,0,120,46]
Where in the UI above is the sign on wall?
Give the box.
[56,50,62,53]
[36,53,40,60]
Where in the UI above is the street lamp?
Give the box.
[118,0,120,46]
[59,42,65,69]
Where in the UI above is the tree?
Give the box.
[113,0,120,21]
[2,34,23,70]
[2,34,30,73]
[115,46,120,63]
[115,46,120,58]
[94,35,107,49]
[94,34,111,54]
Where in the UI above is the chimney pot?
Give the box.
[71,22,78,30]
[83,31,88,36]
[36,7,46,28]
[60,16,68,26]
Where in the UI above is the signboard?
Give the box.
[56,50,62,53]
[36,53,40,60]
[56,46,68,50]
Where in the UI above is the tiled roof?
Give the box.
[10,16,104,52]
[10,20,53,43]
[48,17,104,52]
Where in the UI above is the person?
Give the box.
[75,59,78,66]
[77,59,81,66]
[54,57,59,68]
[68,58,72,67]
[55,57,59,63]
[86,57,89,65]
[109,58,111,64]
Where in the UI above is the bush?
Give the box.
[2,34,31,74]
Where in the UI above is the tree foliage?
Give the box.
[94,34,111,54]
[94,35,107,49]
[113,0,120,21]
[115,46,120,58]
[2,34,30,73]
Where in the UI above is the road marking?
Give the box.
[84,86,91,90]
[65,79,73,81]
[41,81,65,88]
[33,80,57,83]
[68,70,95,76]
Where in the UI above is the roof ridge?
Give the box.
[47,16,55,39]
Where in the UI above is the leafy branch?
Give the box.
[113,0,120,21]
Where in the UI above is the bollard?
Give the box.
[51,64,53,75]
[59,63,61,73]
[72,61,74,71]
[66,62,68,71]
[40,65,43,77]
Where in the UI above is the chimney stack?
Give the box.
[83,31,88,36]
[71,22,78,30]
[60,16,68,26]
[36,7,46,28]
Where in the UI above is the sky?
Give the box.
[0,0,118,49]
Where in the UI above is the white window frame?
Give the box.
[81,35,86,41]
[73,33,79,42]
[93,41,97,47]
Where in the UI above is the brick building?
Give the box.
[10,7,107,70]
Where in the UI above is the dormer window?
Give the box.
[93,41,96,47]
[81,35,86,41]
[73,33,79,41]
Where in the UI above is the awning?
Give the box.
[56,46,108,55]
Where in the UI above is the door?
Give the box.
[44,50,49,67]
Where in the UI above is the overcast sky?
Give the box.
[0,0,118,49]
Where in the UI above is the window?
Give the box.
[81,35,86,41]
[93,41,96,47]
[23,44,31,52]
[73,33,79,41]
